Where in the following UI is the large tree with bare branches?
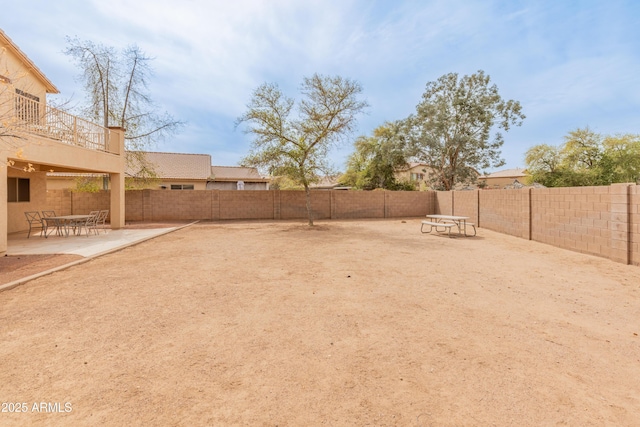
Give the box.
[237,74,367,225]
[64,37,183,159]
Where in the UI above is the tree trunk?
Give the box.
[304,183,314,226]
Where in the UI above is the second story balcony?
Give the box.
[5,90,116,154]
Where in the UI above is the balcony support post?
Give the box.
[108,126,126,229]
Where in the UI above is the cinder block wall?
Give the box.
[280,191,331,220]
[385,191,435,218]
[45,188,434,223]
[631,185,640,266]
[125,190,144,221]
[42,185,640,266]
[45,189,72,216]
[435,191,453,215]
[452,191,479,225]
[72,191,111,216]
[479,189,531,239]
[333,191,384,219]
[148,190,212,221]
[219,190,273,220]
[532,186,611,259]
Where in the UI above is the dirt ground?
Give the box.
[0,222,184,285]
[1,219,639,426]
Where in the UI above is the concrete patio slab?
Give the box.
[7,225,188,258]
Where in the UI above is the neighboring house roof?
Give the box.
[310,175,350,190]
[0,28,59,94]
[47,172,106,178]
[128,152,213,180]
[479,168,528,179]
[210,166,269,182]
[396,162,429,171]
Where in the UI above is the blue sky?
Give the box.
[2,0,639,173]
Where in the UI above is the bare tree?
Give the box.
[64,38,183,170]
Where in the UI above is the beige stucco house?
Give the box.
[127,151,213,190]
[46,151,212,190]
[1,29,126,255]
[478,168,529,189]
[47,152,271,191]
[208,166,270,190]
[395,162,482,190]
[394,162,433,190]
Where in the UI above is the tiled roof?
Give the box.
[210,166,269,182]
[310,175,343,188]
[480,168,528,179]
[127,152,213,180]
[47,172,105,177]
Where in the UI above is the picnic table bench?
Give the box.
[421,220,457,237]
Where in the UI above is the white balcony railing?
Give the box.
[11,91,113,153]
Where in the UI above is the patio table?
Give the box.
[43,215,92,237]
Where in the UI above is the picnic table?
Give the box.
[421,214,476,237]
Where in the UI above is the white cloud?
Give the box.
[2,0,639,171]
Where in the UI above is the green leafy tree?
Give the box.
[237,74,368,225]
[524,143,564,187]
[405,70,525,190]
[601,134,640,184]
[525,128,640,187]
[562,127,602,170]
[342,122,414,190]
[73,175,104,193]
[559,127,605,185]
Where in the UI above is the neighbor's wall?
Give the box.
[219,191,274,220]
[280,191,332,220]
[631,185,640,266]
[435,191,453,215]
[333,191,384,219]
[452,191,479,226]
[41,189,432,227]
[531,186,611,259]
[45,188,72,216]
[72,191,111,215]
[385,191,435,218]
[479,189,531,239]
[441,185,639,266]
[37,185,640,266]
[146,190,212,220]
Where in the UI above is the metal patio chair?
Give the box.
[24,211,46,238]
[74,211,100,237]
[95,210,109,233]
[41,210,64,237]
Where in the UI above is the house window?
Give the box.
[15,89,40,124]
[170,184,194,190]
[410,173,425,181]
[7,177,30,202]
